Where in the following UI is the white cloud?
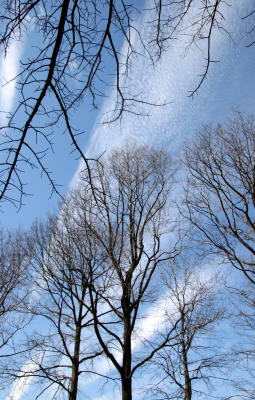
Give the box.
[5,359,36,400]
[68,1,248,397]
[70,0,246,190]
[7,0,250,398]
[0,39,24,126]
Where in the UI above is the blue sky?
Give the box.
[1,0,255,398]
[0,0,254,230]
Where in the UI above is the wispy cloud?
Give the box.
[5,359,36,400]
[0,39,24,126]
[70,0,246,189]
[68,1,247,397]
[6,0,249,398]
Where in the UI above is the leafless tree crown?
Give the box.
[0,1,254,207]
[0,227,32,388]
[24,203,106,400]
[72,144,179,400]
[184,111,255,285]
[148,256,226,400]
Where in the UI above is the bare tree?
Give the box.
[0,1,254,207]
[226,280,255,400]
[183,111,255,286]
[183,111,255,397]
[0,227,32,388]
[69,144,179,400]
[147,255,226,400]
[22,200,107,400]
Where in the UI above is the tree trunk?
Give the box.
[69,308,82,400]
[183,349,192,400]
[69,358,79,400]
[181,313,192,400]
[122,375,132,400]
[122,299,132,400]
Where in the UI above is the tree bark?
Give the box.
[69,324,81,400]
[122,375,132,400]
[122,297,132,400]
[181,313,192,400]
[69,300,83,400]
[183,349,192,400]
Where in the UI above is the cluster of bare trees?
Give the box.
[0,0,254,207]
[1,110,255,399]
[26,145,184,399]
[0,144,225,399]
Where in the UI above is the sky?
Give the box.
[0,0,254,229]
[1,0,255,398]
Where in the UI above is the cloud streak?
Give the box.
[70,0,247,190]
[0,39,24,126]
[5,0,252,398]
[67,2,250,398]
[6,359,37,400]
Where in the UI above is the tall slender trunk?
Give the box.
[69,323,81,400]
[183,345,192,400]
[122,374,132,400]
[122,304,132,400]
[181,313,192,400]
[69,293,84,400]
